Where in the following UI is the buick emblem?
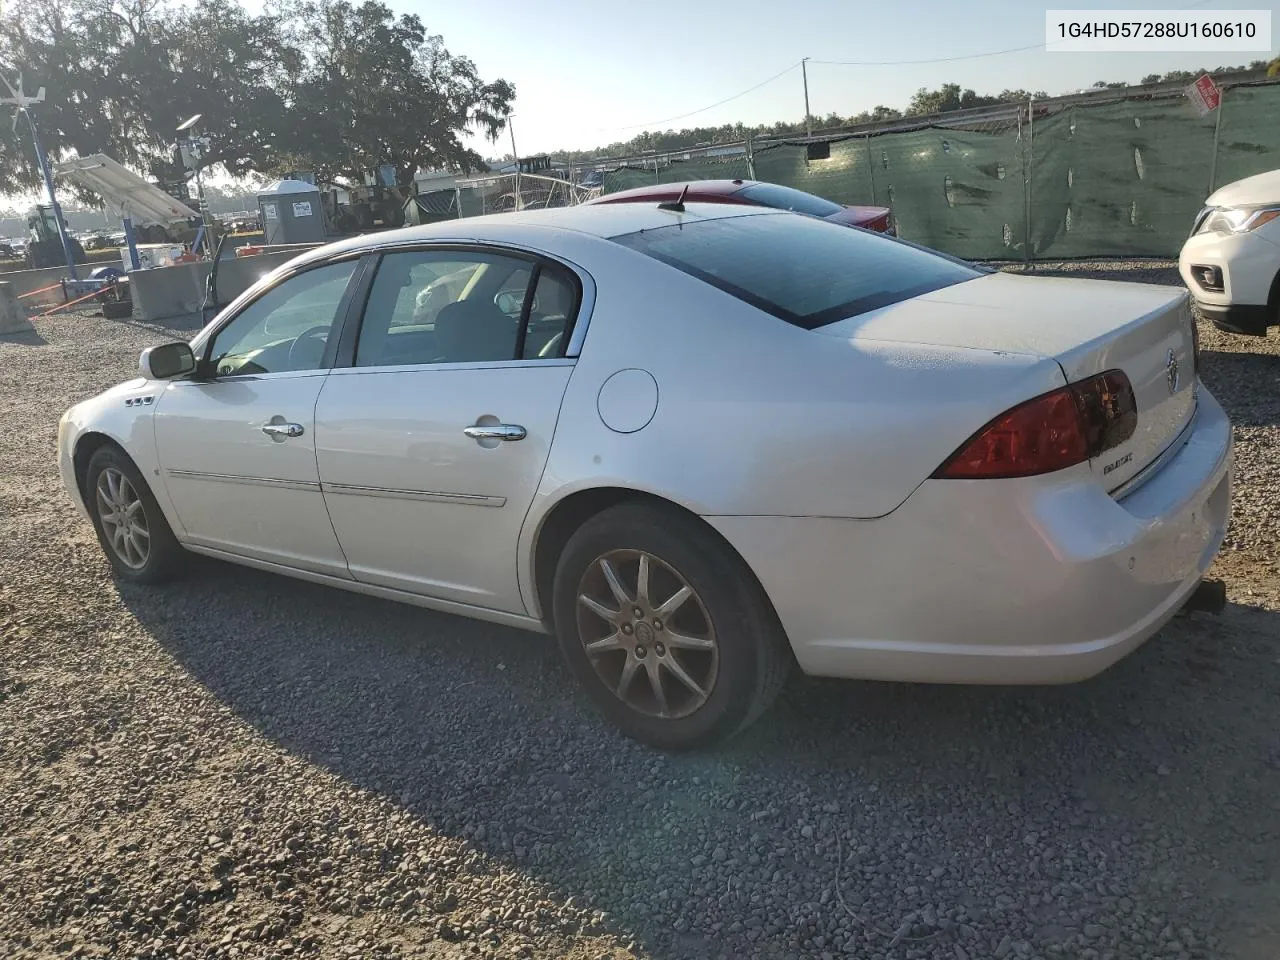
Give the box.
[1166,349,1179,394]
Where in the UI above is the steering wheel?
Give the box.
[287,325,330,369]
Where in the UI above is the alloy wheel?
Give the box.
[576,549,719,719]
[95,467,150,569]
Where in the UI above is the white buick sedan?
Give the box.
[58,203,1232,749]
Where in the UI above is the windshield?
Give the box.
[738,182,844,218]
[612,213,982,329]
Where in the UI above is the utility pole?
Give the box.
[508,116,522,211]
[2,73,78,279]
[802,57,812,141]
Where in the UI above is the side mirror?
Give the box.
[139,342,196,380]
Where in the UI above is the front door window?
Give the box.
[208,260,358,376]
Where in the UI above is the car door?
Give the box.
[153,257,364,577]
[314,245,584,614]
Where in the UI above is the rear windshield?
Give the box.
[738,182,843,218]
[612,213,981,329]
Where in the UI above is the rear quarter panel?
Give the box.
[497,226,1068,522]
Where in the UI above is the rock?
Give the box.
[0,283,33,336]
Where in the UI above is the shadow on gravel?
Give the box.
[0,328,48,346]
[1200,348,1280,427]
[121,557,1280,960]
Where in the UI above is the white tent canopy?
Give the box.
[54,153,199,226]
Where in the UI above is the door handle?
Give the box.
[262,421,305,439]
[463,423,527,442]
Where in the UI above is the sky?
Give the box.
[302,0,1273,158]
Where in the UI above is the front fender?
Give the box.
[58,379,186,536]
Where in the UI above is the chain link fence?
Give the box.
[582,78,1280,261]
[455,173,595,218]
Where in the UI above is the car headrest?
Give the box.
[434,300,515,362]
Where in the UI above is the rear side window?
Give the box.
[612,213,981,329]
[738,182,843,218]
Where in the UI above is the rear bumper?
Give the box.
[708,387,1232,685]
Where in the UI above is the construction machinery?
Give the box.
[25,205,87,268]
[320,166,408,233]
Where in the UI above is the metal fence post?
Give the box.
[745,135,756,180]
[1023,97,1035,264]
[865,134,876,205]
[1208,86,1225,196]
[454,186,462,220]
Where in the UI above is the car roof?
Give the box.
[587,179,754,204]
[297,202,776,264]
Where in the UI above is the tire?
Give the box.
[552,503,791,750]
[84,446,186,584]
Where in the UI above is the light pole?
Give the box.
[507,115,522,211]
[177,113,214,256]
[801,57,812,141]
[1,73,78,278]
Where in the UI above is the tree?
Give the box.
[995,89,1049,102]
[0,0,294,196]
[278,0,514,185]
[904,84,1029,116]
[906,83,964,115]
[157,0,298,177]
[0,0,509,199]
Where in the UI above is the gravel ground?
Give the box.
[2,266,1279,960]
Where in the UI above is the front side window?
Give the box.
[208,260,357,376]
[355,249,579,367]
[612,213,980,329]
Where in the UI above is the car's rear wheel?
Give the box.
[85,446,185,584]
[552,503,790,749]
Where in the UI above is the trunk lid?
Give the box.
[815,272,1199,492]
[826,205,893,231]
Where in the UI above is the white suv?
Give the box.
[1179,169,1280,336]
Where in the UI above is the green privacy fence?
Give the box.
[597,80,1280,261]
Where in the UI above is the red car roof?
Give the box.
[586,180,756,205]
[584,178,893,233]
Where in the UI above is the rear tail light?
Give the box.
[933,370,1137,480]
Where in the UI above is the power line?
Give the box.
[594,61,802,133]
[810,43,1044,67]
[589,0,1222,135]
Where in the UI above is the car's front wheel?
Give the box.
[552,503,791,749]
[85,445,185,584]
